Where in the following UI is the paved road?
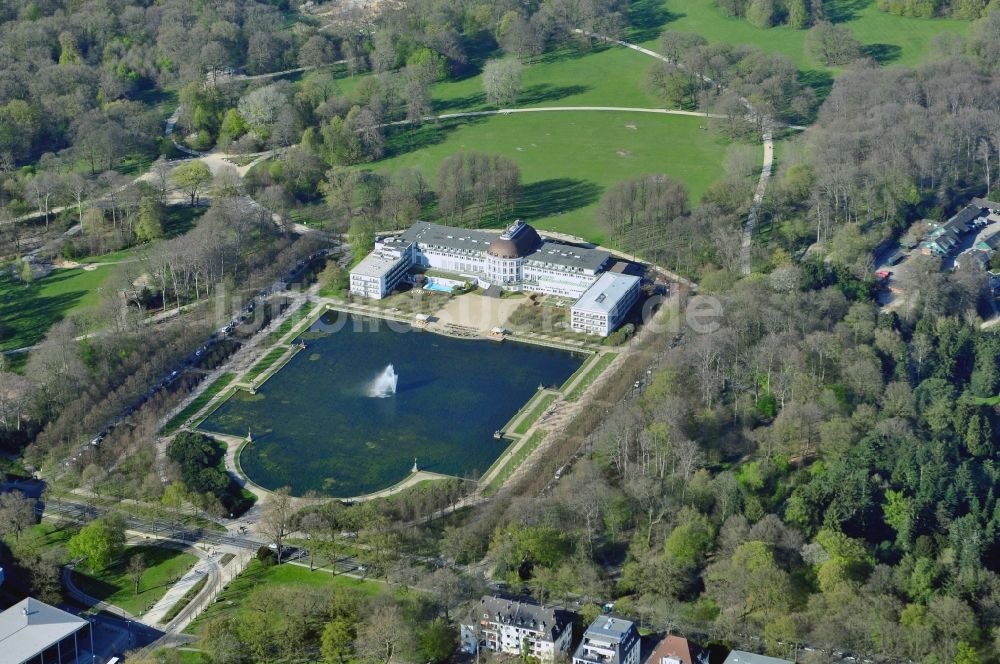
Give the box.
[43,497,265,551]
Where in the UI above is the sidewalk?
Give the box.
[143,552,221,625]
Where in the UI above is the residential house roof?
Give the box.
[574,616,639,664]
[946,204,986,233]
[645,635,697,664]
[975,232,1000,252]
[584,616,636,640]
[471,596,572,642]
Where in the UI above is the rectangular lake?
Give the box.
[198,310,585,497]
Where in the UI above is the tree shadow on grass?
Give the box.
[533,45,610,66]
[435,84,590,114]
[861,43,902,65]
[825,0,875,23]
[798,68,835,110]
[0,275,90,352]
[164,206,207,238]
[433,92,487,113]
[447,34,501,82]
[628,0,683,42]
[513,178,602,220]
[518,83,590,105]
[382,116,489,159]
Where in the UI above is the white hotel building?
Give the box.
[350,220,641,336]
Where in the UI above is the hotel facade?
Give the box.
[350,220,641,336]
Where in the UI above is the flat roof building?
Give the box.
[348,240,413,300]
[0,597,93,664]
[721,651,793,664]
[573,616,641,664]
[570,272,642,337]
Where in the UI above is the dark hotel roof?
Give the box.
[398,220,610,272]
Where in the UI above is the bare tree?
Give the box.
[150,157,173,204]
[260,487,292,563]
[0,491,36,542]
[354,603,411,664]
[482,59,524,107]
[60,173,91,228]
[127,553,146,595]
[24,171,60,230]
[299,509,326,571]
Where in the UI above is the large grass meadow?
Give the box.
[649,0,968,71]
[0,266,112,353]
[371,111,732,244]
[423,0,970,119]
[431,45,663,115]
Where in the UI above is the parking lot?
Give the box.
[875,216,1000,309]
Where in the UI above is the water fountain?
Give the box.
[368,364,398,398]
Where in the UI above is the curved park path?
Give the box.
[575,29,781,275]
[382,105,727,128]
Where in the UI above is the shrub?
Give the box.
[256,545,277,566]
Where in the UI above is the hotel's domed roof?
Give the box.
[487,222,541,259]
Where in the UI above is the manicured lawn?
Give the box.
[135,87,179,124]
[0,266,112,352]
[431,45,663,115]
[78,247,140,264]
[244,347,288,382]
[162,372,236,435]
[370,111,732,244]
[654,0,968,71]
[513,393,558,435]
[565,352,618,401]
[71,544,197,618]
[7,522,76,553]
[271,302,313,341]
[186,560,383,634]
[483,430,546,496]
